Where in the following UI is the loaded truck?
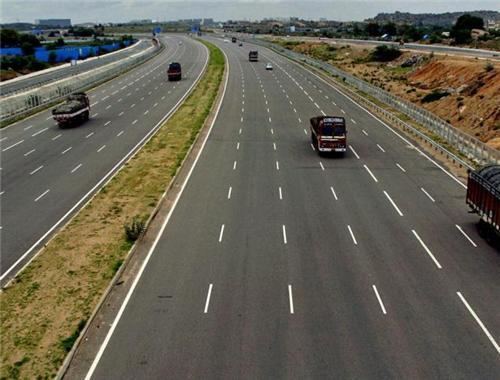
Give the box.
[310,116,347,154]
[167,62,182,81]
[466,165,500,241]
[52,93,90,128]
[249,50,258,62]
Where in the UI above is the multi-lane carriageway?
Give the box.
[73,37,500,378]
[0,35,209,281]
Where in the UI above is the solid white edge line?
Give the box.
[372,285,387,314]
[282,225,287,244]
[204,283,214,314]
[347,225,358,245]
[455,225,477,247]
[383,190,403,216]
[288,284,294,314]
[411,230,442,269]
[84,41,217,379]
[457,291,500,355]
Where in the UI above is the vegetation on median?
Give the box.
[0,39,224,379]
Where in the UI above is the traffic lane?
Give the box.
[252,48,500,373]
[0,36,177,143]
[0,38,208,274]
[0,40,152,95]
[89,45,245,379]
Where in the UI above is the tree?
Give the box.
[370,45,402,62]
[55,37,65,47]
[48,51,58,64]
[0,29,19,47]
[381,22,397,36]
[451,14,485,44]
[365,22,380,37]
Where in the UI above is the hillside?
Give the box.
[370,10,500,26]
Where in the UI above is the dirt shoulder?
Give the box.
[0,40,224,380]
[269,38,500,150]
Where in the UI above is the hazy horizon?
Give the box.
[1,0,499,24]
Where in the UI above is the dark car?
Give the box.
[167,62,182,81]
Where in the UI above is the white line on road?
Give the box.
[239,128,242,135]
[270,128,274,135]
[310,143,315,151]
[421,187,435,202]
[34,189,50,202]
[298,117,302,123]
[383,191,403,216]
[377,144,386,153]
[320,110,326,116]
[236,142,240,150]
[396,163,406,172]
[273,142,277,151]
[118,111,124,116]
[130,103,136,108]
[456,225,477,247]
[364,165,378,183]
[412,230,442,269]
[351,118,357,124]
[204,284,213,313]
[288,285,294,314]
[348,225,358,245]
[29,165,43,175]
[61,147,72,154]
[372,285,387,314]
[97,145,106,153]
[32,128,48,137]
[2,140,24,151]
[104,121,111,126]
[362,129,368,136]
[282,225,288,244]
[91,113,99,118]
[349,145,360,159]
[52,134,62,141]
[105,105,111,110]
[218,224,225,242]
[24,125,33,131]
[303,129,308,135]
[341,109,346,114]
[153,102,158,108]
[86,132,94,138]
[227,186,232,200]
[276,161,280,171]
[117,130,124,137]
[269,117,272,123]
[132,119,138,125]
[319,161,325,171]
[279,186,283,200]
[457,291,500,355]
[71,163,82,173]
[24,149,36,156]
[314,102,320,109]
[330,186,338,200]
[143,110,149,115]
[233,161,237,170]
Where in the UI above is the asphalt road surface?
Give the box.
[0,35,209,281]
[0,39,153,96]
[81,37,500,379]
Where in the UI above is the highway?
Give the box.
[81,37,500,378]
[0,35,208,281]
[259,35,500,60]
[0,39,153,96]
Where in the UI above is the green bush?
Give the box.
[124,217,145,242]
[370,45,402,62]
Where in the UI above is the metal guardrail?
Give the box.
[245,37,500,166]
[0,42,161,123]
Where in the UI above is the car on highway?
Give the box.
[167,62,182,81]
[238,42,243,47]
[266,63,273,70]
[223,39,229,43]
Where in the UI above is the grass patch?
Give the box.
[0,39,224,379]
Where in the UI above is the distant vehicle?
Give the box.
[249,50,258,62]
[466,165,500,241]
[238,42,243,47]
[52,93,90,128]
[178,41,183,45]
[265,62,273,70]
[310,116,347,154]
[223,39,229,43]
[231,37,237,43]
[167,62,182,81]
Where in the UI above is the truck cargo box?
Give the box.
[467,165,500,233]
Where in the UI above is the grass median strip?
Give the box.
[0,40,224,380]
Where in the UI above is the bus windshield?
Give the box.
[322,123,345,136]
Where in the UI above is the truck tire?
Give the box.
[84,111,89,121]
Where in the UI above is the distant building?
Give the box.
[35,19,71,27]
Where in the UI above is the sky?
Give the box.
[0,0,499,24]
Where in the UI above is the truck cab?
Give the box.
[167,62,182,81]
[310,116,347,154]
